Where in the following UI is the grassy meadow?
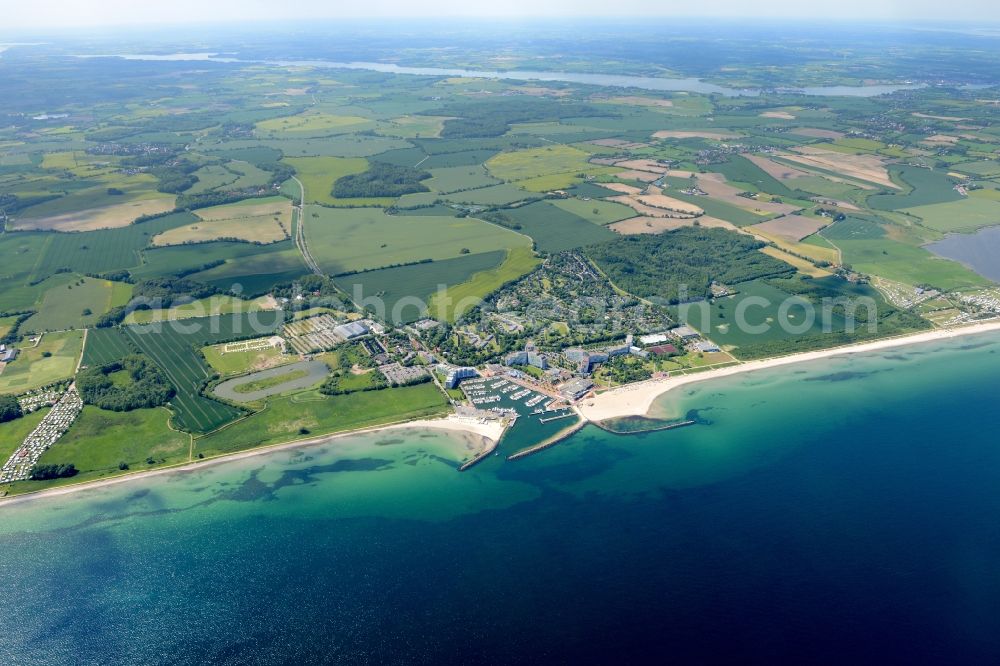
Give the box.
[0,330,84,395]
[195,383,449,457]
[30,406,189,482]
[22,277,132,333]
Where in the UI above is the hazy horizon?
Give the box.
[4,0,1000,31]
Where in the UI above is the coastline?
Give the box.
[4,319,999,507]
[577,320,1000,422]
[0,415,505,507]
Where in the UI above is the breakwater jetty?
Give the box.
[591,419,696,435]
[507,419,588,461]
[457,436,501,472]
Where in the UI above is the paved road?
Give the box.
[291,175,323,276]
[212,360,329,403]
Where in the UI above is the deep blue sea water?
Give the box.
[2,332,1000,664]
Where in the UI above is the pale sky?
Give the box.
[2,0,999,30]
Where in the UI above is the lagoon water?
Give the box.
[93,54,924,98]
[2,332,1000,664]
[927,225,1000,282]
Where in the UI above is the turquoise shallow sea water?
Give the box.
[2,332,1000,664]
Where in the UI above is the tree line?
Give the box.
[77,356,174,411]
[0,394,22,423]
[333,162,431,198]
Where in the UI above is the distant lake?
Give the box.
[927,225,1000,282]
[85,53,926,98]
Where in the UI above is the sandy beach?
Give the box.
[0,414,505,506]
[384,415,507,443]
[577,320,1000,422]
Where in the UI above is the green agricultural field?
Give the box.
[820,216,886,241]
[195,382,449,457]
[0,233,52,312]
[407,183,538,208]
[134,239,307,291]
[970,187,1000,202]
[951,160,1000,178]
[789,176,866,201]
[429,246,542,322]
[902,197,1000,233]
[0,329,84,394]
[22,277,132,333]
[827,137,889,153]
[81,327,135,368]
[486,145,606,183]
[305,206,531,274]
[13,180,175,232]
[124,330,244,433]
[497,201,617,252]
[419,150,504,169]
[334,250,506,323]
[867,166,963,210]
[256,112,375,137]
[121,313,284,432]
[190,251,310,296]
[1,271,75,319]
[227,161,272,189]
[154,196,292,246]
[285,156,394,207]
[713,155,802,199]
[550,197,635,225]
[821,219,988,290]
[376,115,450,139]
[508,121,609,136]
[24,406,189,488]
[124,296,276,325]
[30,212,198,281]
[240,134,412,158]
[187,164,238,194]
[570,182,624,199]
[373,147,431,168]
[424,165,500,193]
[203,144,285,163]
[851,239,996,290]
[517,171,622,192]
[394,204,460,217]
